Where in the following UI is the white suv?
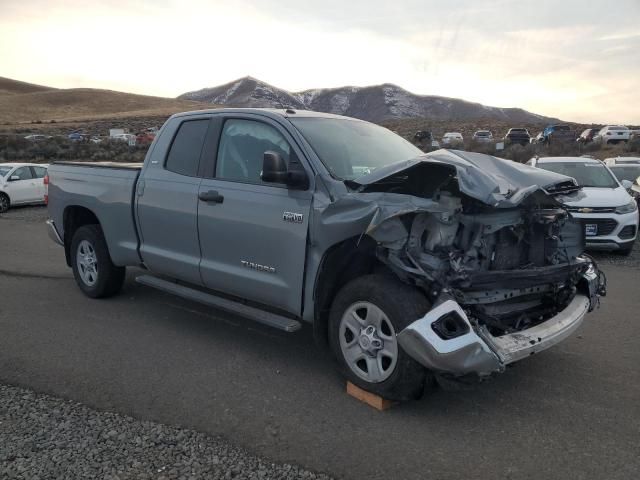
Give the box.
[594,126,630,145]
[442,132,463,147]
[528,157,638,255]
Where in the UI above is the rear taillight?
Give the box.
[44,174,49,205]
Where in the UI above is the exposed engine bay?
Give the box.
[351,155,603,339]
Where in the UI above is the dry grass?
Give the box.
[0,76,53,96]
[0,79,213,124]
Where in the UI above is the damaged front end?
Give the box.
[349,150,607,378]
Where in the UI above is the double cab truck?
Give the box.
[46,108,606,400]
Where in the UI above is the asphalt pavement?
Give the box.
[1,206,639,480]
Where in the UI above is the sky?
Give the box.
[1,0,639,124]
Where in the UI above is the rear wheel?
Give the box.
[329,274,434,401]
[0,193,9,213]
[70,224,125,298]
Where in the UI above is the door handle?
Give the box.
[198,190,224,203]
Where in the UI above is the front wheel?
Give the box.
[329,274,434,401]
[0,193,9,213]
[70,224,125,298]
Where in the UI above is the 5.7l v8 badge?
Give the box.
[283,212,304,223]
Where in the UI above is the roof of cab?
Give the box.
[170,108,361,122]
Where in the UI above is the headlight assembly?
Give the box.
[615,200,638,214]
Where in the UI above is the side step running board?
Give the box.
[136,275,302,332]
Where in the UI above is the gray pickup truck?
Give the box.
[47,108,606,400]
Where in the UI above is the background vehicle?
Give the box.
[576,128,600,144]
[594,126,630,145]
[503,128,530,146]
[441,132,463,146]
[0,162,48,213]
[530,156,638,255]
[530,132,544,144]
[603,156,640,167]
[541,124,576,144]
[24,134,50,141]
[67,132,85,142]
[472,130,493,143]
[46,109,604,400]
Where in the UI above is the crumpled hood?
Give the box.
[351,149,581,207]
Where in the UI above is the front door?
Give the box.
[197,116,312,316]
[6,166,38,204]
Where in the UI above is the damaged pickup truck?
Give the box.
[46,108,606,400]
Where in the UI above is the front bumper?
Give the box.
[570,210,638,250]
[397,266,604,377]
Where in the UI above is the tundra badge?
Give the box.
[283,212,304,223]
[241,260,276,273]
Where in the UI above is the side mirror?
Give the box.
[261,151,289,184]
[621,179,633,190]
[261,151,308,189]
[9,175,20,182]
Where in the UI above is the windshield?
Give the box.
[537,162,619,188]
[0,166,12,178]
[610,166,640,183]
[289,117,422,180]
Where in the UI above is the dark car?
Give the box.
[414,130,433,142]
[541,124,576,144]
[577,128,600,144]
[504,128,531,146]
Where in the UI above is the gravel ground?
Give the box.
[0,384,332,480]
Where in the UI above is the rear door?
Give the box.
[136,117,211,285]
[197,114,313,316]
[5,166,38,203]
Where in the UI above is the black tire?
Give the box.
[328,274,434,401]
[0,193,9,213]
[70,224,125,298]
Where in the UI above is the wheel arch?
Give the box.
[312,235,393,349]
[62,205,101,267]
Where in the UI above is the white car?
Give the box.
[0,162,48,213]
[528,156,638,254]
[603,156,640,167]
[594,125,630,145]
[442,132,463,147]
[472,130,493,143]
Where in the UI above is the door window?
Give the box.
[32,166,47,178]
[216,119,291,184]
[12,167,34,180]
[165,119,210,177]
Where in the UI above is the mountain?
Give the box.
[0,77,211,124]
[179,76,558,124]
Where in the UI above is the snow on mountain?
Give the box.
[178,77,558,124]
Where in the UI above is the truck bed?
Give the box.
[47,161,143,266]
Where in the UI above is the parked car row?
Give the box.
[23,127,158,147]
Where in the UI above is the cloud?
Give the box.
[0,0,639,123]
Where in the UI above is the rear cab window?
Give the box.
[165,119,210,177]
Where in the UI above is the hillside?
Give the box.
[0,76,54,96]
[179,76,560,124]
[0,80,211,124]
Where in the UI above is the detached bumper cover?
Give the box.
[398,292,594,377]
